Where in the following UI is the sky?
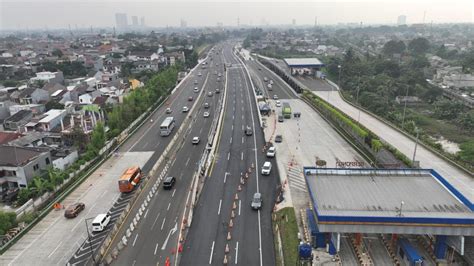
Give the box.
[0,0,473,30]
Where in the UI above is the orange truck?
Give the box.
[118,166,142,193]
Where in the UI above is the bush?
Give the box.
[0,211,17,235]
[17,212,38,224]
[17,189,32,205]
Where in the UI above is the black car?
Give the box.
[245,126,253,136]
[163,176,176,190]
[275,135,283,143]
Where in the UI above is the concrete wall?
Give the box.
[53,150,79,171]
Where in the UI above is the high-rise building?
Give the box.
[292,19,296,26]
[115,13,128,29]
[180,19,187,28]
[397,15,407,25]
[140,17,145,26]
[132,16,138,26]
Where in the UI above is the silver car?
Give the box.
[251,193,262,210]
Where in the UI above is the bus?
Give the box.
[160,117,175,136]
[282,102,292,119]
[118,166,142,193]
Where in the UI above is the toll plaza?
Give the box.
[283,58,325,77]
[303,167,474,265]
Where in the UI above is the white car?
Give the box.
[266,146,276,158]
[275,100,281,107]
[203,112,210,118]
[92,214,111,232]
[192,137,200,144]
[194,87,199,93]
[165,108,172,114]
[273,95,279,100]
[182,106,189,112]
[261,161,272,175]
[198,72,202,77]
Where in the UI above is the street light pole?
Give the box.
[401,85,409,129]
[85,217,97,265]
[412,128,420,166]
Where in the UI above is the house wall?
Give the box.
[52,150,78,170]
[0,151,51,187]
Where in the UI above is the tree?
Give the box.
[87,122,106,156]
[51,49,63,58]
[0,211,17,235]
[45,100,64,111]
[433,99,466,120]
[30,176,48,197]
[382,40,406,56]
[459,110,474,132]
[408,37,430,55]
[458,140,474,163]
[17,189,32,205]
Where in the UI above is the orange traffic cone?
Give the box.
[238,185,242,191]
[225,243,230,253]
[165,257,170,266]
[229,219,233,228]
[234,193,239,200]
[224,254,228,265]
[231,210,235,218]
[232,201,237,210]
[227,231,232,240]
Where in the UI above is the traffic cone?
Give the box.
[231,210,235,218]
[232,201,237,210]
[227,231,232,240]
[251,163,255,169]
[223,254,228,265]
[240,177,245,185]
[165,257,170,266]
[225,243,230,253]
[248,167,252,173]
[234,193,239,200]
[245,172,249,179]
[238,185,242,191]
[229,219,233,228]
[178,243,183,253]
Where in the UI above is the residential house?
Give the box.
[164,51,185,66]
[0,132,22,145]
[37,109,67,132]
[10,87,49,104]
[0,145,52,188]
[42,82,66,96]
[395,96,421,105]
[30,71,64,84]
[51,148,78,170]
[131,60,159,73]
[9,104,45,116]
[3,110,32,131]
[0,100,15,121]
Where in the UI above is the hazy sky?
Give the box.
[0,0,473,30]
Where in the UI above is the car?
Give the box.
[217,77,221,82]
[163,176,176,190]
[204,102,210,109]
[194,80,198,85]
[214,71,218,75]
[188,96,193,101]
[270,80,274,85]
[261,161,272,175]
[273,95,279,100]
[263,77,268,82]
[251,193,262,210]
[266,146,276,158]
[276,100,281,107]
[208,91,213,97]
[92,213,111,232]
[267,84,273,90]
[165,108,172,114]
[218,73,222,77]
[64,202,85,218]
[216,63,219,66]
[182,106,189,112]
[215,88,220,94]
[278,115,284,122]
[193,87,199,93]
[275,135,283,143]
[258,67,262,71]
[198,72,202,77]
[192,136,200,144]
[203,112,210,118]
[244,126,253,136]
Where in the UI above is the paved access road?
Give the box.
[0,50,215,266]
[180,42,277,266]
[106,48,227,266]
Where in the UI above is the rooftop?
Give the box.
[38,109,65,123]
[0,145,48,167]
[283,58,324,67]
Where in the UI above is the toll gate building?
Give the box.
[283,58,325,76]
[303,168,473,263]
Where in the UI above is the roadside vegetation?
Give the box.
[273,207,299,266]
[323,38,474,169]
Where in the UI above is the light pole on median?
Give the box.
[85,217,97,265]
[401,85,409,129]
[412,127,420,166]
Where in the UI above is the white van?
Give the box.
[92,213,111,232]
[261,161,272,175]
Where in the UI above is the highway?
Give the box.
[180,43,277,265]
[105,48,227,265]
[0,48,217,266]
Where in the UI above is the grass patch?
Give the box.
[197,44,210,56]
[273,207,299,266]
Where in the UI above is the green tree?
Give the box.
[433,99,466,120]
[458,140,474,163]
[47,167,64,188]
[382,40,406,56]
[17,189,32,205]
[30,176,48,197]
[51,49,63,57]
[408,37,430,55]
[87,122,105,156]
[0,211,17,235]
[459,110,474,132]
[45,100,64,111]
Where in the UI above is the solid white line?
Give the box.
[47,241,62,258]
[209,241,215,264]
[230,136,232,143]
[241,152,243,160]
[161,218,166,231]
[167,202,171,211]
[227,152,230,160]
[235,241,239,264]
[218,199,222,215]
[154,243,159,255]
[132,234,139,246]
[232,114,234,120]
[242,115,244,120]
[144,209,149,218]
[185,157,190,167]
[238,200,241,216]
[242,136,244,143]
[172,189,176,198]
[232,124,233,130]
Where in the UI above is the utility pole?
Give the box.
[412,128,420,165]
[401,86,409,129]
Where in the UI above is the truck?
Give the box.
[282,102,291,119]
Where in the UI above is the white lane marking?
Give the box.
[167,202,171,211]
[154,243,159,255]
[132,234,139,246]
[47,241,62,258]
[230,136,232,143]
[185,157,190,166]
[242,136,244,143]
[227,152,230,160]
[224,172,229,183]
[161,218,166,231]
[241,152,244,161]
[144,209,149,218]
[242,115,244,120]
[235,241,239,264]
[218,199,222,215]
[151,212,161,230]
[161,222,178,250]
[232,124,233,131]
[232,115,234,120]
[238,200,241,216]
[242,125,244,130]
[209,241,215,264]
[172,189,176,198]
